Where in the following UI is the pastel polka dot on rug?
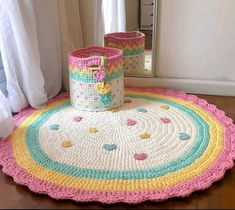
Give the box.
[61,140,72,148]
[49,124,59,130]
[88,127,98,133]
[127,119,137,126]
[134,153,147,161]
[137,108,147,113]
[179,132,190,140]
[160,105,169,110]
[160,117,171,123]
[140,132,151,139]
[73,116,82,122]
[103,144,117,151]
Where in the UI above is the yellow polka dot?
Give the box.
[140,132,151,139]
[160,105,169,110]
[88,127,98,133]
[61,140,72,148]
[109,108,119,113]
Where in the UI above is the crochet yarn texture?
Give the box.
[69,46,124,111]
[0,87,235,204]
[104,32,145,76]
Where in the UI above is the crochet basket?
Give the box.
[104,31,145,76]
[68,46,124,111]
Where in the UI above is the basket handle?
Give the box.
[88,56,106,72]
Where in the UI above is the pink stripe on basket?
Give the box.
[104,31,145,45]
[68,46,123,68]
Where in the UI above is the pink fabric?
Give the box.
[0,88,234,204]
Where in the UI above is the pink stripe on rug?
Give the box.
[0,88,234,204]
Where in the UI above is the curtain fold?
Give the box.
[102,0,126,33]
[78,0,104,46]
[0,0,47,113]
[58,0,84,91]
[32,0,62,98]
[93,0,105,45]
[0,90,14,139]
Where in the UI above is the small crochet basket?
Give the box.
[68,46,124,111]
[104,31,145,76]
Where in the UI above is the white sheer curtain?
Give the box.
[0,0,48,113]
[102,0,126,33]
[57,0,84,90]
[0,0,83,139]
[0,0,126,139]
[32,0,62,98]
[93,0,105,45]
[0,90,13,139]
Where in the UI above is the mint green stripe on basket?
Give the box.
[123,48,144,56]
[26,94,209,180]
[69,69,123,83]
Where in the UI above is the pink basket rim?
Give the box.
[68,46,123,62]
[104,31,145,41]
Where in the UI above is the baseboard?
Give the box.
[124,77,235,96]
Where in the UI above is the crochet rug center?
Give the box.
[0,87,235,204]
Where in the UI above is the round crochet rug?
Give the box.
[0,87,235,204]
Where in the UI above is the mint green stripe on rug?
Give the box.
[26,94,209,180]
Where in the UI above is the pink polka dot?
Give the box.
[134,153,147,161]
[73,116,82,122]
[127,119,137,126]
[161,117,171,123]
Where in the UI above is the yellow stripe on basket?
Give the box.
[12,91,224,191]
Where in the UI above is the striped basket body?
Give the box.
[68,46,124,111]
[104,31,145,76]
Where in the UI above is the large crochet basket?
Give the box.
[104,31,145,76]
[68,46,124,111]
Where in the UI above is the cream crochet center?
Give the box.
[39,98,196,171]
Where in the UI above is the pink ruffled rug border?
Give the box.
[0,87,235,204]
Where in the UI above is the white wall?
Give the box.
[156,0,235,81]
